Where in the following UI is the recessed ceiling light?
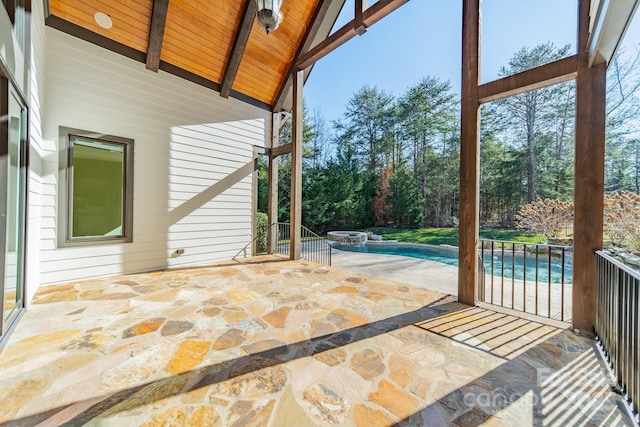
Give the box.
[94,12,112,29]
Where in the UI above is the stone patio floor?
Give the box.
[0,256,632,426]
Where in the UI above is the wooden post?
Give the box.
[573,0,606,333]
[458,0,481,305]
[267,113,279,254]
[355,0,368,35]
[290,70,304,259]
[252,148,259,256]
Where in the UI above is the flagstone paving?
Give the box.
[0,256,632,426]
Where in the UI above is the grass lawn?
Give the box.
[367,227,545,246]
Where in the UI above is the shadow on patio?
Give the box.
[0,257,631,426]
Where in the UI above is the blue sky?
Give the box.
[305,0,640,124]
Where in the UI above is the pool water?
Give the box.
[334,243,572,284]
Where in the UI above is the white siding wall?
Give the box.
[36,28,269,288]
[25,0,47,302]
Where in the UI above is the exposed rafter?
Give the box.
[145,0,170,72]
[220,0,257,99]
[296,0,409,71]
[272,0,334,112]
[478,55,578,104]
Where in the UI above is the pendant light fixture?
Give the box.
[256,0,283,35]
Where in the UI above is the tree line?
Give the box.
[258,42,640,234]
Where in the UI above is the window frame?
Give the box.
[2,0,30,54]
[58,127,134,247]
[0,73,28,341]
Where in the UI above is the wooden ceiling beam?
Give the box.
[297,23,358,71]
[478,55,579,104]
[272,0,333,112]
[271,142,292,157]
[220,0,257,99]
[296,0,409,71]
[145,0,170,72]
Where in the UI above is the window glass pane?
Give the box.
[71,137,125,238]
[2,0,26,51]
[4,88,25,323]
[14,0,24,49]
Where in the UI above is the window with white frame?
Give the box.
[59,128,134,245]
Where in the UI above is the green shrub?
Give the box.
[256,212,269,254]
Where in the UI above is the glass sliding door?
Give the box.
[0,77,27,337]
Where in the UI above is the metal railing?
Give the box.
[275,222,331,266]
[595,250,639,422]
[478,239,572,322]
[233,215,267,259]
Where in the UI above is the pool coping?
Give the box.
[333,240,572,261]
[333,240,572,279]
[337,240,460,254]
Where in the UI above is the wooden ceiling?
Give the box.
[45,0,408,111]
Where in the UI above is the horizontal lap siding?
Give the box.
[38,28,269,287]
[26,0,48,302]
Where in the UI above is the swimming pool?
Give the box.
[333,242,572,284]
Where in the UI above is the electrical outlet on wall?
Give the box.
[172,248,185,257]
